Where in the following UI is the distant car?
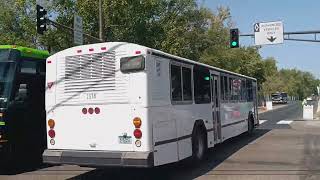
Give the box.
[271,92,288,104]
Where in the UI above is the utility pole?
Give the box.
[99,0,105,42]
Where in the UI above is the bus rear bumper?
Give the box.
[43,149,154,168]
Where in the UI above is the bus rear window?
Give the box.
[120,55,145,72]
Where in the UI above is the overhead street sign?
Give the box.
[254,21,284,45]
[74,15,83,45]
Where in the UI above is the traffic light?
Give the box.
[230,28,239,48]
[36,4,47,35]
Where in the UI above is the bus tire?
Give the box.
[191,125,207,162]
[247,114,255,135]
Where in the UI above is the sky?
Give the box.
[203,0,320,78]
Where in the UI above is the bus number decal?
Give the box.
[81,93,97,100]
[87,93,96,100]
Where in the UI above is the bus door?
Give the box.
[252,81,258,125]
[210,72,221,143]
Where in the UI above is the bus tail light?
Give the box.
[48,119,55,129]
[48,129,56,138]
[94,107,100,114]
[88,108,94,114]
[50,139,55,145]
[133,129,142,139]
[133,117,142,128]
[82,108,87,114]
[135,140,141,147]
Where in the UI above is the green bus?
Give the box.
[0,45,49,167]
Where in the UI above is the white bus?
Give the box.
[43,42,258,167]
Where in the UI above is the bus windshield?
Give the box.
[0,49,17,106]
[0,49,11,60]
[0,62,15,97]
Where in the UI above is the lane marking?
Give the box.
[259,120,267,124]
[277,120,293,125]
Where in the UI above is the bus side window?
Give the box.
[246,80,253,101]
[220,76,224,101]
[182,67,192,101]
[224,76,228,101]
[241,79,246,101]
[170,64,182,101]
[194,67,211,104]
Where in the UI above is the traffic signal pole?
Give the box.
[99,0,105,42]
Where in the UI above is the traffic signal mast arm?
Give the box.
[36,4,102,43]
[241,30,320,43]
[47,19,103,43]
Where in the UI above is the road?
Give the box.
[1,101,320,180]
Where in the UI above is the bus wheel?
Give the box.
[247,115,255,135]
[191,127,207,162]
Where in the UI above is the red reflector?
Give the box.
[47,60,52,64]
[134,129,142,139]
[135,51,141,54]
[88,108,94,114]
[95,107,100,114]
[82,108,87,114]
[77,50,82,53]
[47,82,54,89]
[101,47,107,50]
[89,48,94,52]
[48,129,55,138]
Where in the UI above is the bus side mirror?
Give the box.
[15,84,28,102]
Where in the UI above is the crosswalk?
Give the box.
[259,120,267,124]
[277,120,293,124]
[259,119,294,125]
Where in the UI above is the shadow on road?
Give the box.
[0,162,52,175]
[69,129,270,180]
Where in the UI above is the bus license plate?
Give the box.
[119,136,132,144]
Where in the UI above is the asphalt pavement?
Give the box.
[2,101,320,180]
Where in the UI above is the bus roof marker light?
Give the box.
[47,60,52,64]
[88,108,94,114]
[135,51,141,54]
[101,47,107,51]
[77,50,82,53]
[89,48,94,52]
